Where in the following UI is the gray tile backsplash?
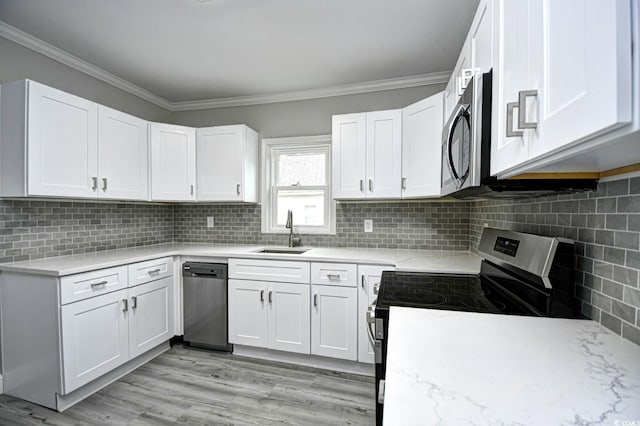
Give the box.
[470,177,640,347]
[173,201,470,250]
[0,200,173,263]
[0,176,638,348]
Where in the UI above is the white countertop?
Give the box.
[384,307,640,425]
[0,243,482,276]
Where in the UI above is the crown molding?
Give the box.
[0,21,173,110]
[1,20,451,112]
[171,71,451,111]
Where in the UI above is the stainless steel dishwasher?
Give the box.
[182,262,232,351]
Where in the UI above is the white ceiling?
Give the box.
[0,0,479,105]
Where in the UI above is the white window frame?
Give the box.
[261,135,336,235]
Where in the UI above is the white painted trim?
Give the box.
[171,71,452,111]
[0,20,450,111]
[232,344,374,377]
[0,374,3,394]
[0,21,172,110]
[260,135,336,235]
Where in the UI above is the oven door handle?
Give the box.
[366,307,377,346]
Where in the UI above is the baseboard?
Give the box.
[55,342,170,412]
[232,345,375,377]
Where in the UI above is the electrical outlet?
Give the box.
[364,219,373,233]
[207,216,214,228]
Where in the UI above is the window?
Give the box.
[261,135,335,234]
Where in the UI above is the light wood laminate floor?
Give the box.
[0,345,375,425]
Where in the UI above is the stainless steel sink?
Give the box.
[257,248,309,254]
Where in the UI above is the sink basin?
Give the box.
[258,248,309,254]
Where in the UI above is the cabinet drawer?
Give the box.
[311,263,357,287]
[60,266,128,305]
[128,257,173,287]
[229,259,310,284]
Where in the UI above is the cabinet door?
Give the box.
[27,81,98,198]
[365,110,402,199]
[490,0,535,175]
[97,106,149,200]
[267,282,310,354]
[357,265,389,363]
[401,93,444,198]
[150,123,196,201]
[311,285,357,361]
[60,289,129,393]
[128,277,173,359]
[332,113,366,199]
[196,125,244,201]
[453,36,472,98]
[528,0,632,159]
[470,0,493,74]
[228,279,267,348]
[443,72,457,120]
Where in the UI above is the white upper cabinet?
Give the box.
[196,125,258,202]
[97,106,149,200]
[5,80,100,198]
[470,0,494,74]
[401,92,444,198]
[332,110,402,199]
[491,0,633,176]
[0,80,152,201]
[332,113,367,198]
[150,123,197,202]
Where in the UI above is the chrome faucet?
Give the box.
[285,209,294,247]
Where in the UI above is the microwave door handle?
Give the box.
[447,112,465,188]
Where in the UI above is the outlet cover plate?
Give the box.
[364,219,373,233]
[207,217,214,228]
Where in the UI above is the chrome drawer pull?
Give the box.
[326,273,341,280]
[131,296,137,310]
[260,290,265,302]
[147,268,161,275]
[90,280,108,289]
[122,299,128,312]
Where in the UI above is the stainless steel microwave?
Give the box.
[441,71,597,199]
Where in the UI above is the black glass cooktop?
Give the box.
[376,271,533,315]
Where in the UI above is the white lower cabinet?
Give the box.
[128,278,173,359]
[60,289,129,392]
[311,285,358,361]
[268,282,311,354]
[358,265,392,363]
[228,279,310,354]
[228,279,268,347]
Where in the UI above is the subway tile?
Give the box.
[595,229,614,246]
[618,195,640,213]
[612,300,636,324]
[613,265,638,287]
[593,261,613,280]
[601,311,622,335]
[629,215,640,232]
[630,177,640,194]
[602,279,623,300]
[597,198,617,213]
[615,231,639,250]
[604,247,626,265]
[605,214,627,230]
[622,323,640,346]
[606,179,629,196]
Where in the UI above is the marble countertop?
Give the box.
[0,243,482,276]
[384,307,640,425]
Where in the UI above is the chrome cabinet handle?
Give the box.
[91,177,98,191]
[131,296,137,309]
[368,179,373,192]
[91,280,108,289]
[147,268,161,275]
[190,184,194,196]
[236,183,241,195]
[401,177,407,190]
[102,178,108,192]
[326,273,341,280]
[313,294,318,307]
[518,90,538,130]
[260,290,264,302]
[506,102,524,138]
[122,299,128,312]
[366,307,376,345]
[268,291,272,304]
[359,179,364,192]
[361,275,365,288]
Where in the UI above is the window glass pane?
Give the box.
[277,152,325,186]
[276,189,325,226]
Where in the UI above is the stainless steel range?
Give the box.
[369,228,582,425]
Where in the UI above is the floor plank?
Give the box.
[0,345,375,425]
